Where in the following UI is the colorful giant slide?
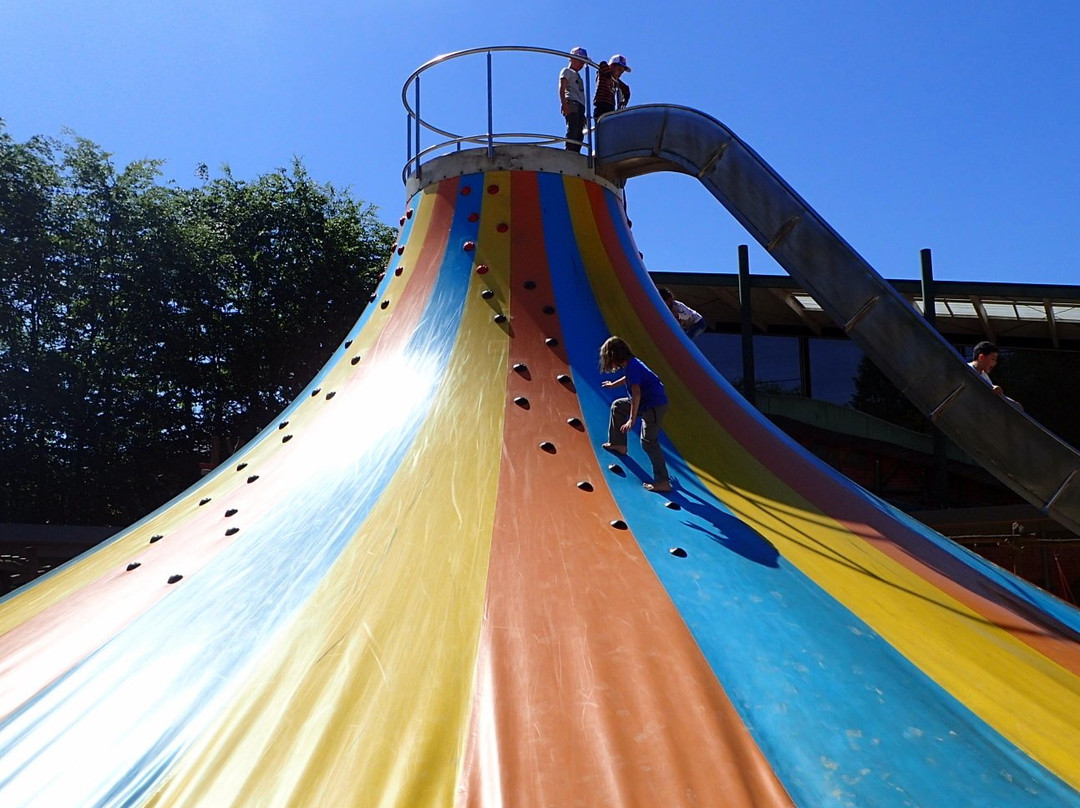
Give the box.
[2,104,1080,807]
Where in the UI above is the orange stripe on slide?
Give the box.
[459,171,793,807]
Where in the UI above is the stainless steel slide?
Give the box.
[595,104,1080,535]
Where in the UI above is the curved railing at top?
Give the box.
[401,46,601,183]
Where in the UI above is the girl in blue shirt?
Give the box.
[599,336,671,492]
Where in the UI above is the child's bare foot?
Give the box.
[602,443,627,454]
[644,481,672,493]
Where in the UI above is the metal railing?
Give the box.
[401,45,599,183]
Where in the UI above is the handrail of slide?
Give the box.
[595,104,1080,536]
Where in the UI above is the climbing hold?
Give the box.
[149,534,164,544]
[539,441,557,454]
[396,245,404,255]
[476,264,489,275]
[542,305,555,315]
[225,527,240,536]
[406,207,413,219]
[199,497,212,506]
[513,362,529,375]
[325,391,336,400]
[236,462,248,471]
[311,388,322,397]
[461,185,472,195]
[344,339,353,349]
[247,475,260,484]
[281,434,293,443]
[394,266,404,276]
[225,508,238,517]
[350,355,362,365]
[481,289,495,300]
[610,520,629,530]
[468,212,479,222]
[577,481,594,492]
[523,280,536,290]
[664,501,683,511]
[557,374,576,392]
[545,337,560,347]
[278,421,289,430]
[167,574,183,584]
[380,300,390,309]
[127,562,141,571]
[513,396,530,409]
[608,464,625,476]
[463,241,475,252]
[487,184,500,194]
[669,547,688,558]
[566,417,584,431]
[399,216,406,226]
[494,313,508,324]
[497,223,508,233]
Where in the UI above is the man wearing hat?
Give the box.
[558,46,589,152]
[593,54,632,119]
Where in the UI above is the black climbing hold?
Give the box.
[236,462,248,471]
[396,245,405,255]
[523,280,537,290]
[311,388,321,397]
[149,534,164,544]
[608,464,625,476]
[669,547,688,558]
[493,313,507,324]
[566,417,584,431]
[513,362,529,375]
[664,501,682,511]
[542,305,555,315]
[545,337,560,347]
[126,562,141,571]
[225,508,238,517]
[395,266,403,276]
[513,396,530,409]
[225,527,240,536]
[577,481,594,492]
[281,434,293,443]
[325,391,336,400]
[380,300,390,309]
[344,339,353,349]
[350,355,362,365]
[247,475,260,484]
[610,520,628,530]
[406,207,414,219]
[167,574,183,584]
[539,441,557,454]
[278,420,289,430]
[199,497,212,506]
[481,288,495,300]
[557,374,576,391]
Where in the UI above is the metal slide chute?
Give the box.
[595,104,1080,534]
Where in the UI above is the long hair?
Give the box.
[599,336,634,373]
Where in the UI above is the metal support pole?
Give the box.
[798,336,812,398]
[922,248,950,508]
[584,66,593,165]
[738,244,756,406]
[486,51,494,158]
[414,76,422,179]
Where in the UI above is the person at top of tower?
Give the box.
[558,46,589,153]
[593,53,631,119]
[968,340,1023,410]
[599,336,671,493]
[658,287,706,341]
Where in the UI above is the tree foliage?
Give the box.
[0,124,396,525]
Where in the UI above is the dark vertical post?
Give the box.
[798,336,812,398]
[738,245,756,406]
[486,51,494,158]
[584,65,593,164]
[921,248,950,508]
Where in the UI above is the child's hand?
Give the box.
[601,380,614,388]
[620,420,633,433]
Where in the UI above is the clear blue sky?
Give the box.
[5,1,1079,285]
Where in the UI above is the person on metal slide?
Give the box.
[558,46,589,152]
[599,336,672,492]
[593,53,631,119]
[658,286,706,341]
[968,340,1023,411]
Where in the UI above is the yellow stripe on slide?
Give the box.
[146,179,512,808]
[561,175,1080,789]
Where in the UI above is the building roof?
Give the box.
[651,272,1080,350]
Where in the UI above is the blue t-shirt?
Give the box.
[624,357,667,410]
